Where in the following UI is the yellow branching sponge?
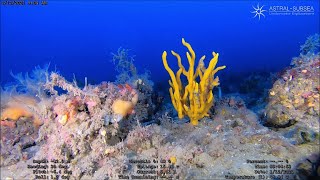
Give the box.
[162,38,226,125]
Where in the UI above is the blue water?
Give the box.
[1,0,319,87]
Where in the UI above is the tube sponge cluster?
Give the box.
[162,38,226,125]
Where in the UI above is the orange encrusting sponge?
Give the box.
[1,95,42,127]
[112,100,134,117]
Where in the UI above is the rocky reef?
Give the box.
[1,35,319,179]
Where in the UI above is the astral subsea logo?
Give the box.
[269,5,315,16]
[251,3,315,20]
[251,3,267,20]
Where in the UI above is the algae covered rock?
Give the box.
[265,53,319,134]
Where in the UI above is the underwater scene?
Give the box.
[0,0,319,179]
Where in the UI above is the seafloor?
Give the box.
[1,35,319,180]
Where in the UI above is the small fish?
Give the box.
[117,84,124,89]
[125,83,133,91]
